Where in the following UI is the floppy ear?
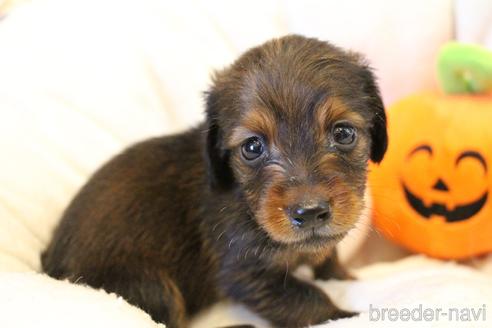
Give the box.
[360,67,388,163]
[204,89,235,190]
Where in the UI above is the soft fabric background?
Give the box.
[0,0,454,272]
[1,0,492,327]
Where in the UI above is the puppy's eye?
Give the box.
[332,122,357,147]
[241,137,264,161]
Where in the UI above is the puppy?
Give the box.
[41,35,387,328]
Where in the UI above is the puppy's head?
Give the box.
[205,35,387,249]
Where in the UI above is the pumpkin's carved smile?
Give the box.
[402,144,489,222]
[403,184,488,222]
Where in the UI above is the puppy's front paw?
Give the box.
[331,266,356,281]
[339,269,357,281]
[313,250,356,281]
[315,263,356,281]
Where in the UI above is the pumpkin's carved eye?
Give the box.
[456,151,487,172]
[407,144,433,159]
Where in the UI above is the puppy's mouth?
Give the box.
[291,228,348,248]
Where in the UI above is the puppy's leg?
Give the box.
[220,265,354,328]
[88,268,187,328]
[313,249,354,281]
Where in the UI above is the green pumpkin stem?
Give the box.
[437,42,492,95]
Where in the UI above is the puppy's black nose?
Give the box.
[289,201,331,229]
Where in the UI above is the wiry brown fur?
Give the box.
[41,35,387,328]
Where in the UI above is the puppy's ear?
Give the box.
[360,67,388,163]
[204,89,235,190]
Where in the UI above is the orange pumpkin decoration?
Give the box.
[369,43,492,259]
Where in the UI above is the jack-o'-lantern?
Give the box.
[369,43,492,259]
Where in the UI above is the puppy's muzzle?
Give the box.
[288,200,331,229]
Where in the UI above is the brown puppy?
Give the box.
[41,35,387,328]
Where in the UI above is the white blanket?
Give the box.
[192,256,492,327]
[1,256,491,327]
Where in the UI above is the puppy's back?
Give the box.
[41,127,215,315]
